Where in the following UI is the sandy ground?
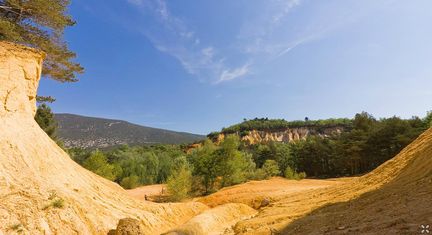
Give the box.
[127,184,167,201]
[127,178,343,207]
[196,177,344,208]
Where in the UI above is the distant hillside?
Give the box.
[55,114,204,148]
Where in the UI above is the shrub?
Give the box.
[284,166,306,180]
[9,223,23,231]
[284,166,296,179]
[252,168,267,180]
[167,167,192,201]
[298,172,307,179]
[43,197,65,210]
[262,160,280,179]
[52,198,65,208]
[120,175,139,189]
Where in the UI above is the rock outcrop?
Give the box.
[216,126,344,145]
[0,42,207,234]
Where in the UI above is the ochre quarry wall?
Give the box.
[0,42,208,235]
[215,126,344,145]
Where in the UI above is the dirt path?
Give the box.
[127,184,167,201]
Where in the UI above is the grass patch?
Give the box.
[52,198,65,208]
[9,223,23,232]
[42,191,65,210]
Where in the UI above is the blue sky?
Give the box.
[39,0,432,135]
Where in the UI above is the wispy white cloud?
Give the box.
[217,63,251,83]
[125,0,388,84]
[127,0,249,83]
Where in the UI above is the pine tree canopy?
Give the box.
[0,0,83,82]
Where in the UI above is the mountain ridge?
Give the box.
[55,113,204,148]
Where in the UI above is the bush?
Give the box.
[167,167,192,201]
[83,151,120,181]
[252,168,267,180]
[298,172,307,179]
[52,198,65,208]
[120,175,139,189]
[284,166,306,180]
[284,166,296,179]
[262,160,280,179]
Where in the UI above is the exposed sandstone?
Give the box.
[216,126,344,145]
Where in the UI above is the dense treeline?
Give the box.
[69,145,187,189]
[65,111,431,201]
[68,136,287,197]
[208,117,352,139]
[248,112,430,177]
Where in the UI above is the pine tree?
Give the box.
[35,103,58,140]
[0,0,83,82]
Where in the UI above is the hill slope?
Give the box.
[55,114,204,148]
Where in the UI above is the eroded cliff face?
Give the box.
[0,42,43,117]
[216,126,344,145]
[0,42,208,234]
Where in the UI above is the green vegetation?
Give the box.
[43,191,65,210]
[166,166,192,201]
[69,144,189,190]
[9,223,23,232]
[286,112,428,177]
[0,0,83,82]
[425,111,432,128]
[188,136,256,194]
[67,112,431,200]
[120,175,139,189]
[51,198,65,208]
[208,117,352,139]
[284,166,306,180]
[35,103,66,148]
[82,151,122,181]
[261,160,280,178]
[35,104,58,141]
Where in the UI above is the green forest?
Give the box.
[36,104,432,201]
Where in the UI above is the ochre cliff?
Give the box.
[215,126,344,145]
[0,42,208,234]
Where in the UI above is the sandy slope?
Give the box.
[0,42,208,235]
[233,128,432,234]
[165,203,257,235]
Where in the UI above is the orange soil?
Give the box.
[197,177,344,208]
[127,184,167,201]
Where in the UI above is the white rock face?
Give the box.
[0,42,207,234]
